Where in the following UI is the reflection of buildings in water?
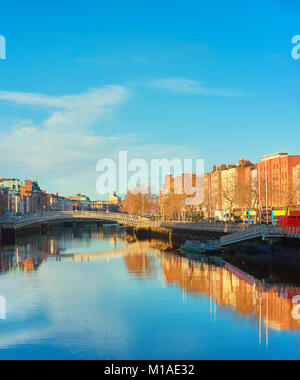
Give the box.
[59,233,300,338]
[71,240,160,265]
[68,238,159,279]
[0,237,63,274]
[70,236,300,339]
[123,253,156,279]
[109,235,118,248]
[161,254,300,338]
[0,229,74,275]
[0,247,47,275]
[0,226,124,275]
[122,238,171,280]
[2,228,300,342]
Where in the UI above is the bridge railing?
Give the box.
[0,212,254,232]
[0,211,141,228]
[220,226,261,246]
[66,211,141,225]
[0,211,64,223]
[2,212,300,241]
[220,225,287,246]
[284,226,300,239]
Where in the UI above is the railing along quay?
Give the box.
[160,222,248,233]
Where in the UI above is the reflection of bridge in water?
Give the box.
[64,241,162,263]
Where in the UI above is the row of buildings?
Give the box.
[0,177,122,218]
[0,179,49,217]
[3,152,300,221]
[89,192,121,212]
[160,152,300,221]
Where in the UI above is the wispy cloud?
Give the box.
[0,86,129,129]
[148,77,247,96]
[0,86,201,198]
[0,86,132,194]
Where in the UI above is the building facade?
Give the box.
[202,153,300,220]
[0,178,49,216]
[293,164,300,205]
[255,153,300,208]
[160,174,203,219]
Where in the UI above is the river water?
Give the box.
[0,225,300,360]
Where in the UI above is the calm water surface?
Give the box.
[0,225,300,360]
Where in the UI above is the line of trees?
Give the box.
[120,187,160,215]
[119,176,300,221]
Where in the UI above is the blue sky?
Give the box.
[0,0,300,198]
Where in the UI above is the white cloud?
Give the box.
[0,86,129,129]
[148,77,246,96]
[0,86,201,199]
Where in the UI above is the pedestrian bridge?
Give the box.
[220,225,300,246]
[0,211,248,233]
[0,211,140,229]
[1,212,300,245]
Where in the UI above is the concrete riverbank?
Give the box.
[0,221,65,245]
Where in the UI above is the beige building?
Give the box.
[221,165,238,214]
[109,192,121,205]
[293,164,300,205]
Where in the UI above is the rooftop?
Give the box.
[262,152,288,161]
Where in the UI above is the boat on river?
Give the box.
[181,240,221,256]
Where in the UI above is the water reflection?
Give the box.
[1,225,300,357]
[161,254,300,334]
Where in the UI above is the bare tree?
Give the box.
[120,187,160,215]
[282,182,297,213]
[222,181,239,221]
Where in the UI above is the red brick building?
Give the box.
[20,180,49,214]
[255,153,300,207]
[0,190,8,216]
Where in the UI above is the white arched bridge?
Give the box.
[0,211,249,233]
[0,211,141,229]
[1,211,300,244]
